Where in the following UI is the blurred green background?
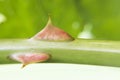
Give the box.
[0,0,120,40]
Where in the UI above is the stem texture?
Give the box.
[0,39,120,67]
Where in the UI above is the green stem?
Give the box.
[0,39,120,67]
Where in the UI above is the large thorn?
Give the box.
[31,17,74,41]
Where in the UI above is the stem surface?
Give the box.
[0,39,120,67]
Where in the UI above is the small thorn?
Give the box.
[9,52,51,68]
[31,17,74,41]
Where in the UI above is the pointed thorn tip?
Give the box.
[21,64,27,69]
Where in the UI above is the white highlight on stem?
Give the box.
[78,23,94,39]
[0,13,6,24]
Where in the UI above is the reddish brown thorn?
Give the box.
[9,52,50,68]
[31,17,74,41]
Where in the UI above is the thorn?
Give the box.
[9,52,51,68]
[31,17,74,41]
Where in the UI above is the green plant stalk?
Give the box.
[0,39,120,67]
